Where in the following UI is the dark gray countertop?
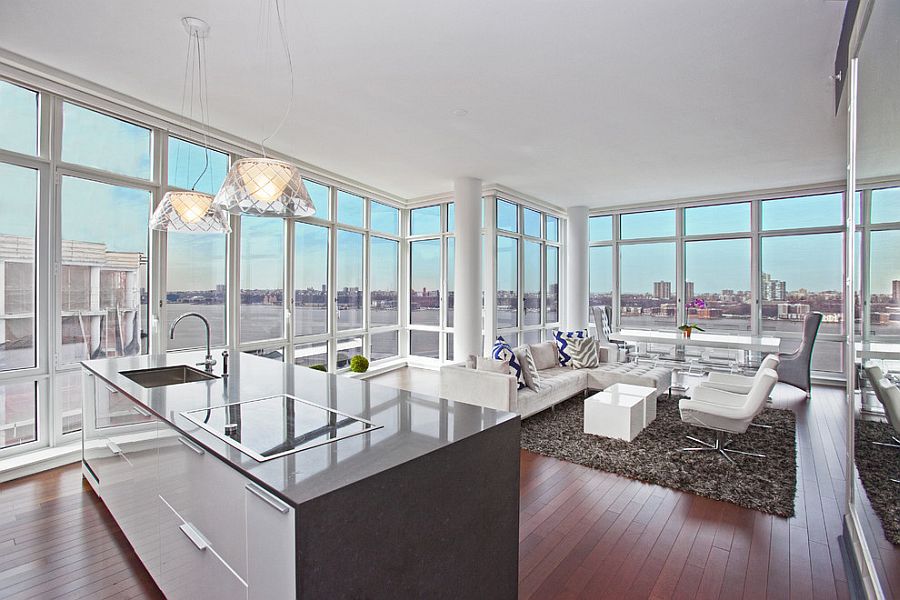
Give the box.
[82,352,518,507]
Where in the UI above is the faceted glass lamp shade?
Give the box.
[149,191,232,233]
[213,157,316,217]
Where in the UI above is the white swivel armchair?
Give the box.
[679,368,779,464]
[865,365,900,448]
[701,354,780,395]
[865,364,900,484]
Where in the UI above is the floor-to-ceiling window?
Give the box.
[683,202,752,332]
[291,184,402,371]
[617,209,677,329]
[594,186,900,377]
[408,204,446,359]
[588,216,613,327]
[164,137,230,350]
[0,113,40,451]
[57,103,154,435]
[493,197,562,346]
[866,187,900,340]
[0,73,406,460]
[760,193,845,372]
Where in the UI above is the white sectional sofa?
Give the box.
[439,341,672,418]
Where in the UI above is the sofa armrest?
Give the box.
[439,365,517,413]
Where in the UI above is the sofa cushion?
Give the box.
[530,341,559,371]
[586,362,672,398]
[539,366,589,393]
[513,345,542,391]
[515,367,588,418]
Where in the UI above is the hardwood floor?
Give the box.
[0,368,897,599]
[371,369,900,599]
[0,467,163,600]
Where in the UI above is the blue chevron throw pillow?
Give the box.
[554,329,587,367]
[491,336,525,389]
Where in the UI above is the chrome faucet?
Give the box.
[169,312,216,372]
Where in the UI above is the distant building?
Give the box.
[777,303,810,320]
[871,312,892,325]
[892,280,900,304]
[684,281,694,300]
[1,234,143,368]
[653,281,671,300]
[762,273,787,301]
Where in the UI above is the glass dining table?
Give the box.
[608,328,782,374]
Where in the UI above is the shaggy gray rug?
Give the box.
[521,393,797,517]
[854,418,900,545]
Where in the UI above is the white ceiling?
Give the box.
[0,0,848,208]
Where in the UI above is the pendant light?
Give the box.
[150,17,231,233]
[213,0,315,218]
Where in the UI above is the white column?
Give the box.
[565,206,589,331]
[453,177,483,360]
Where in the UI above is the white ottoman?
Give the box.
[583,389,645,442]
[604,383,657,426]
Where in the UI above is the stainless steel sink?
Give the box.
[120,365,219,388]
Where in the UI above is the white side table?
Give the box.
[583,390,645,442]
[604,383,657,426]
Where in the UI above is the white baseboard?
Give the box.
[0,443,82,484]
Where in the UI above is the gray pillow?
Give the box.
[530,341,559,371]
[513,345,542,391]
[568,336,599,369]
[475,356,510,374]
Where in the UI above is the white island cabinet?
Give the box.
[81,351,521,600]
[81,367,296,600]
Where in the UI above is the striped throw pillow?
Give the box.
[491,336,525,389]
[567,336,599,369]
[554,330,587,367]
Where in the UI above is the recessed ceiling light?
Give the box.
[451,108,469,117]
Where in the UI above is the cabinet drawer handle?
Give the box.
[105,385,120,396]
[106,440,122,455]
[179,522,209,551]
[132,404,152,418]
[246,482,290,514]
[177,436,205,455]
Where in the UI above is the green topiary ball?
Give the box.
[309,364,327,372]
[349,354,369,373]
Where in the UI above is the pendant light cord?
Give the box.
[260,0,294,158]
[173,25,213,193]
[190,32,211,191]
[173,30,193,189]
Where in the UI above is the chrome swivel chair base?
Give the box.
[872,435,900,449]
[681,430,765,465]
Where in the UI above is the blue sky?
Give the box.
[0,81,37,155]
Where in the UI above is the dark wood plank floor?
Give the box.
[0,467,163,600]
[516,383,899,599]
[0,378,897,599]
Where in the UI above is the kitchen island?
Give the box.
[81,351,520,600]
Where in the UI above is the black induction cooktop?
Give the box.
[181,394,381,462]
